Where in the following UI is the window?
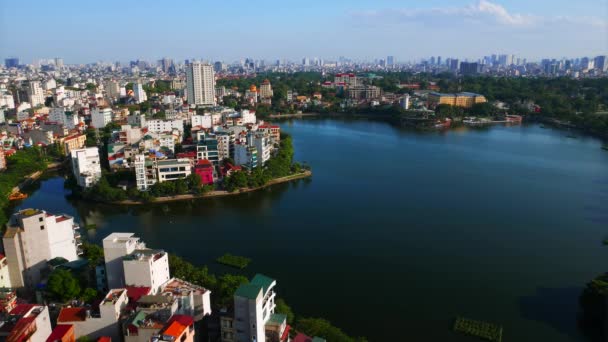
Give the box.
[40,225,45,230]
[39,217,43,222]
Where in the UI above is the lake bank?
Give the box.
[87,170,312,205]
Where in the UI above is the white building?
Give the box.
[128,111,147,127]
[241,109,256,124]
[133,83,147,104]
[252,132,271,165]
[91,107,113,129]
[146,119,184,133]
[0,93,15,109]
[234,274,278,342]
[49,107,78,129]
[103,233,146,289]
[156,159,192,182]
[58,289,128,341]
[105,80,121,99]
[400,94,410,110]
[28,81,45,107]
[70,147,102,188]
[123,249,170,294]
[186,61,216,106]
[134,155,155,191]
[0,304,52,342]
[234,143,258,169]
[3,209,81,288]
[0,254,11,288]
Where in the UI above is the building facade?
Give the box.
[70,147,102,188]
[186,62,216,106]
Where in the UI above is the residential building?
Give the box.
[146,119,184,133]
[63,134,87,156]
[70,147,102,188]
[241,110,256,124]
[427,92,487,109]
[91,107,113,129]
[161,278,212,319]
[134,155,156,191]
[186,61,216,106]
[157,159,192,183]
[128,111,147,128]
[28,81,45,107]
[234,143,258,169]
[157,315,196,342]
[123,249,170,294]
[3,209,81,288]
[400,95,410,110]
[233,274,278,342]
[49,108,79,129]
[133,83,147,104]
[257,125,280,143]
[57,289,128,341]
[0,304,52,342]
[194,159,214,185]
[216,131,235,160]
[103,233,146,289]
[47,324,76,342]
[460,62,481,75]
[251,132,271,165]
[105,80,121,99]
[197,134,220,164]
[259,79,273,99]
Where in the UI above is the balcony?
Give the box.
[74,232,81,239]
[77,248,84,255]
[72,224,80,230]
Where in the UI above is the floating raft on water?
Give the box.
[453,317,503,342]
[8,192,28,201]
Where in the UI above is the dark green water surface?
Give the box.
[18,119,608,341]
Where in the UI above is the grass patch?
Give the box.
[453,317,503,342]
[216,253,251,269]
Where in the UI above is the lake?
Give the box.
[16,118,608,341]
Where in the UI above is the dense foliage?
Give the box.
[223,135,304,192]
[0,147,49,228]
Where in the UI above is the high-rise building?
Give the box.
[133,83,147,103]
[387,56,395,66]
[594,55,607,72]
[91,107,113,128]
[54,57,64,68]
[3,209,81,288]
[70,147,102,188]
[437,56,442,66]
[449,59,460,71]
[160,57,173,73]
[4,58,19,68]
[186,61,216,106]
[460,62,481,75]
[27,81,45,107]
[259,79,273,99]
[104,80,120,99]
[233,274,281,342]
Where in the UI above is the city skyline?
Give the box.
[1,0,606,63]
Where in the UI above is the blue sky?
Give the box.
[1,0,606,64]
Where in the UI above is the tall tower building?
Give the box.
[186,61,216,106]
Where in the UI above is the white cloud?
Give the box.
[351,0,606,29]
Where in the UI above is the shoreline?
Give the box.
[100,170,312,205]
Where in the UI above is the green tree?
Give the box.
[47,269,81,301]
[275,298,295,324]
[81,288,98,302]
[82,242,104,266]
[296,317,368,342]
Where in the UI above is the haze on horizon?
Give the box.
[0,0,606,64]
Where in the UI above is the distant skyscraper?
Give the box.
[54,57,64,68]
[437,56,442,66]
[594,55,607,72]
[27,81,45,107]
[430,56,436,65]
[449,59,459,71]
[5,58,19,68]
[160,58,173,73]
[186,61,216,106]
[302,57,310,66]
[460,62,480,75]
[387,56,395,66]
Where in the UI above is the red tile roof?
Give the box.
[97,337,111,342]
[292,333,312,342]
[57,307,87,322]
[161,315,193,338]
[46,324,73,342]
[9,304,35,316]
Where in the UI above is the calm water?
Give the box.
[17,119,608,341]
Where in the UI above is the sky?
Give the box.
[0,0,607,64]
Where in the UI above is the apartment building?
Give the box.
[103,233,146,289]
[91,107,113,129]
[123,249,170,294]
[70,147,102,188]
[0,304,52,342]
[3,209,81,288]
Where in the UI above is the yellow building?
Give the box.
[61,134,87,155]
[427,92,487,109]
[259,79,273,99]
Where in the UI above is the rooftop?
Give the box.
[266,313,287,326]
[160,315,194,338]
[57,307,87,322]
[157,159,190,166]
[46,324,74,342]
[234,283,262,300]
[250,274,275,293]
